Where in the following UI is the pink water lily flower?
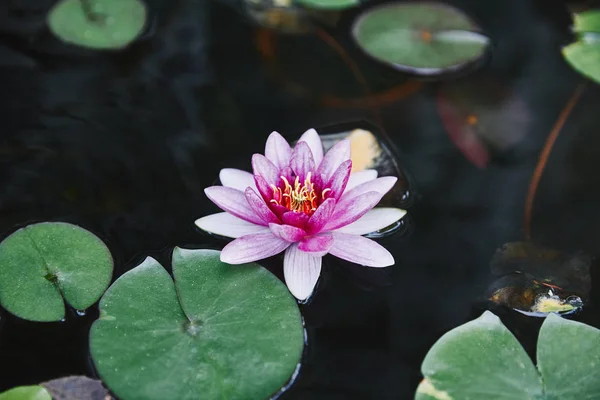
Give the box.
[195,129,407,300]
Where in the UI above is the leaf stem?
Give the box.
[524,82,586,240]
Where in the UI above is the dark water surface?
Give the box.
[1,0,600,398]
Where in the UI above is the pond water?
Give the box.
[0,0,599,398]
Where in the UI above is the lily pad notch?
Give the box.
[0,222,114,322]
[90,248,304,400]
[352,2,490,76]
[47,0,148,50]
[415,311,600,399]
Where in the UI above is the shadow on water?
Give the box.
[0,0,600,398]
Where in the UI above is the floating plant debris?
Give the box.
[90,249,304,400]
[0,222,113,322]
[563,9,600,84]
[352,2,490,76]
[486,242,590,317]
[416,311,600,399]
[41,376,112,400]
[437,79,530,168]
[47,0,147,50]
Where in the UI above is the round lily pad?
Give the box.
[90,248,304,400]
[416,311,543,399]
[415,311,600,399]
[537,314,600,399]
[296,0,358,11]
[352,2,490,75]
[0,222,114,322]
[47,0,147,50]
[563,10,600,84]
[0,386,52,400]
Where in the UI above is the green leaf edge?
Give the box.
[0,385,52,400]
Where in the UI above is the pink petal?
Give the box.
[205,186,265,225]
[305,198,336,234]
[290,141,315,180]
[324,191,382,231]
[325,159,352,201]
[316,139,351,185]
[269,223,306,242]
[195,212,269,238]
[265,131,292,170]
[245,187,280,224]
[284,243,322,300]
[219,168,256,192]
[254,174,274,202]
[282,211,309,230]
[221,232,290,264]
[298,233,334,257]
[298,128,324,166]
[252,154,280,186]
[338,176,397,206]
[346,169,378,191]
[335,208,407,235]
[329,232,394,267]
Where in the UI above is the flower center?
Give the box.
[270,172,329,215]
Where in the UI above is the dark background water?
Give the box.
[1,0,600,398]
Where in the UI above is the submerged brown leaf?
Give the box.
[41,376,112,400]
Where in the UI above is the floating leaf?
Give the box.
[296,0,358,11]
[90,248,304,400]
[487,242,590,317]
[294,125,412,238]
[563,9,600,83]
[0,386,52,400]
[352,2,489,75]
[0,222,113,322]
[537,314,600,399]
[416,311,543,400]
[41,376,112,400]
[47,0,147,50]
[416,311,600,399]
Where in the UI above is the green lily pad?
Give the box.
[296,0,358,11]
[0,222,114,322]
[416,311,600,399]
[0,386,52,400]
[416,311,543,400]
[352,2,490,75]
[47,0,147,50]
[89,248,304,400]
[563,9,600,83]
[537,314,600,399]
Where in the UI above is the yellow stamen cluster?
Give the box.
[270,172,319,214]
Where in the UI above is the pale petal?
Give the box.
[284,243,322,300]
[338,176,397,206]
[269,223,306,242]
[219,168,256,192]
[324,191,382,231]
[252,154,280,185]
[290,141,315,180]
[298,233,334,257]
[195,212,269,238]
[205,186,264,225]
[316,139,351,183]
[245,187,280,224]
[221,232,290,264]
[335,208,407,235]
[345,169,378,191]
[305,198,336,234]
[265,131,292,170]
[298,128,324,166]
[329,232,394,267]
